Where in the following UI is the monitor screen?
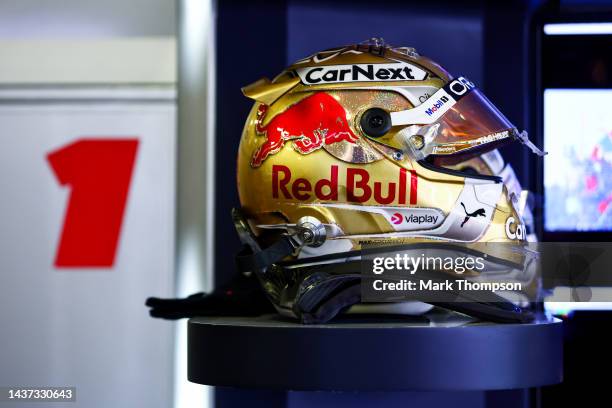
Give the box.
[540,21,612,312]
[544,89,612,232]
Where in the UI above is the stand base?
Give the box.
[188,312,562,391]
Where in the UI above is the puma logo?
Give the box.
[460,202,486,228]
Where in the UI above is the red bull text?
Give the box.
[272,164,418,205]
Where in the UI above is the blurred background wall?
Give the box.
[0,0,175,38]
[0,1,178,408]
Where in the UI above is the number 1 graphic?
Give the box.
[47,139,139,267]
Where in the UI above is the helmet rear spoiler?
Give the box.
[241,77,301,105]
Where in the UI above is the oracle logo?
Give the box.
[447,76,475,97]
[272,164,418,205]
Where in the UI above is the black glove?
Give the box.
[145,273,275,319]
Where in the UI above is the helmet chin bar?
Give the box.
[233,207,536,325]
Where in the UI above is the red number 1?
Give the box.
[47,139,139,268]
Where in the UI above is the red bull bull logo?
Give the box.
[250,92,359,167]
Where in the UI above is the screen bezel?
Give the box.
[531,10,612,241]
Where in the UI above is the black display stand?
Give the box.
[188,312,562,403]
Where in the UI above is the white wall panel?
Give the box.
[0,88,176,408]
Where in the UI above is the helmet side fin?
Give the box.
[242,77,300,105]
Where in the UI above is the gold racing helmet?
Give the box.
[234,39,545,324]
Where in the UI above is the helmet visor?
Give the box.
[378,77,541,159]
[422,88,514,156]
